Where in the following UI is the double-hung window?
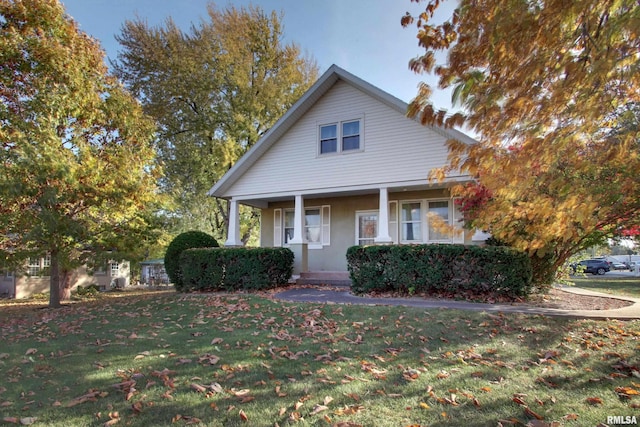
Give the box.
[401,202,422,242]
[398,199,464,243]
[319,119,361,154]
[275,206,330,248]
[427,201,450,241]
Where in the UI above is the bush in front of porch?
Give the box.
[180,247,293,292]
[346,244,533,301]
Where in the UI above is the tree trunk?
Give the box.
[48,250,61,308]
[58,269,72,302]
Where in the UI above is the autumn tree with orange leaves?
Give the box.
[403,0,640,284]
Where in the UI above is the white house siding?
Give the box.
[225,81,452,199]
[261,190,472,272]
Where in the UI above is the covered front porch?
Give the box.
[222,180,475,279]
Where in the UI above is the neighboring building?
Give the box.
[140,259,169,285]
[0,256,130,299]
[208,65,484,279]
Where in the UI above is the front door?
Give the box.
[356,211,378,246]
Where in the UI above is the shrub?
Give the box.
[180,247,293,292]
[347,244,533,300]
[165,231,219,291]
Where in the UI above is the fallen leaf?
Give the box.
[24,349,37,356]
[239,409,248,422]
[524,406,544,420]
[20,417,38,426]
[585,397,603,405]
[310,404,329,415]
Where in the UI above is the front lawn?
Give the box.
[0,290,639,426]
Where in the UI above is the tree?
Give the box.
[0,0,165,307]
[112,3,319,242]
[403,0,640,283]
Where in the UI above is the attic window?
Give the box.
[320,124,337,154]
[319,119,361,155]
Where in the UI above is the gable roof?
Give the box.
[208,64,474,198]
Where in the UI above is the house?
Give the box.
[208,65,484,282]
[140,258,169,285]
[0,255,130,299]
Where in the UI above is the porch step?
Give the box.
[296,271,351,287]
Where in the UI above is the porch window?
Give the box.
[427,201,450,241]
[284,210,295,244]
[356,211,378,245]
[278,206,330,248]
[305,209,321,244]
[401,202,422,242]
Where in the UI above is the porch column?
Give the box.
[374,187,393,244]
[224,198,242,246]
[288,194,308,274]
[289,194,305,244]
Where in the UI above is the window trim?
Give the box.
[318,117,363,156]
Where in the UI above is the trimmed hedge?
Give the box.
[346,244,533,299]
[180,247,293,292]
[165,231,219,291]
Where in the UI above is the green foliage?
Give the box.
[347,244,533,300]
[180,247,293,292]
[164,231,219,290]
[112,4,319,240]
[0,0,166,308]
[72,284,101,299]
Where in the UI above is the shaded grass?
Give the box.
[0,290,639,426]
[571,276,640,298]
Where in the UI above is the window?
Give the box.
[427,201,450,241]
[284,210,295,244]
[401,202,422,242]
[342,121,360,151]
[276,206,330,248]
[356,211,378,246]
[110,262,120,276]
[320,124,337,154]
[319,119,361,155]
[28,257,40,276]
[42,253,51,276]
[305,209,321,244]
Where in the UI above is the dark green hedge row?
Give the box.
[178,247,293,292]
[346,244,533,299]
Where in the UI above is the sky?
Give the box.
[60,0,455,110]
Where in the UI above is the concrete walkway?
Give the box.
[274,285,640,320]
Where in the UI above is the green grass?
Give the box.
[1,289,639,427]
[570,276,640,298]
